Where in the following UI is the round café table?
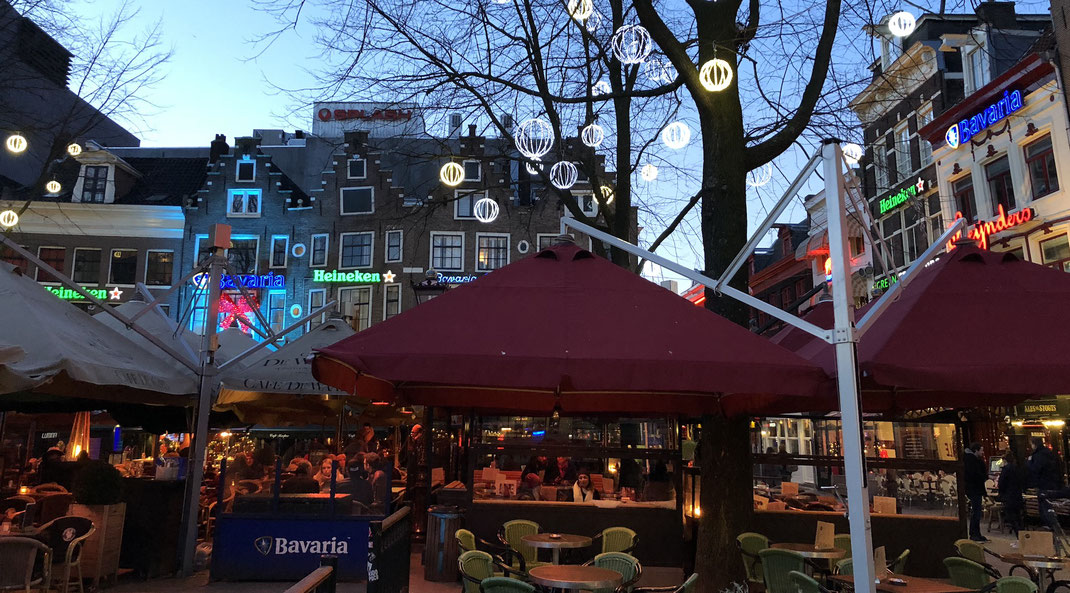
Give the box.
[771,542,847,560]
[528,564,623,591]
[522,533,593,564]
[995,552,1070,593]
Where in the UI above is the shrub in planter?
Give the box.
[73,461,123,505]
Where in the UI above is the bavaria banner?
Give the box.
[211,515,370,580]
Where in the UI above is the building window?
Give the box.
[537,234,557,251]
[385,230,403,263]
[72,248,101,284]
[270,236,289,268]
[849,237,865,258]
[311,234,329,267]
[917,104,933,166]
[227,189,261,217]
[880,213,905,270]
[340,187,374,215]
[109,249,137,285]
[895,122,911,179]
[927,193,944,247]
[903,203,929,263]
[985,155,1015,214]
[1025,135,1059,199]
[236,158,256,182]
[190,292,207,334]
[577,194,597,216]
[339,286,373,331]
[36,247,66,283]
[873,144,889,192]
[2,244,28,270]
[339,232,374,268]
[308,289,326,331]
[476,234,509,271]
[347,158,366,180]
[455,191,481,219]
[431,232,464,271]
[463,160,481,181]
[145,250,173,286]
[268,291,286,334]
[1040,234,1070,272]
[952,176,976,222]
[384,284,401,320]
[81,166,108,203]
[966,46,988,94]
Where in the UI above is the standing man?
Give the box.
[998,451,1025,538]
[964,443,988,542]
[1029,437,1064,491]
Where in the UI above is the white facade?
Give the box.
[797,177,876,305]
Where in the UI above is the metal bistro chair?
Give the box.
[834,558,853,576]
[827,534,851,572]
[36,516,95,593]
[593,526,639,555]
[479,576,535,593]
[584,552,642,593]
[459,551,520,593]
[954,539,1005,580]
[633,573,698,593]
[758,549,806,593]
[737,532,770,587]
[891,550,910,575]
[0,536,51,593]
[457,529,521,569]
[789,571,832,593]
[944,557,993,590]
[498,520,545,571]
[979,577,1038,593]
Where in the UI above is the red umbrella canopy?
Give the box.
[313,242,831,416]
[771,244,1069,411]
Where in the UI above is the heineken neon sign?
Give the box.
[945,89,1023,150]
[47,286,122,301]
[879,178,925,215]
[313,269,396,283]
[192,272,286,290]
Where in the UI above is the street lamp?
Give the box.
[411,268,447,305]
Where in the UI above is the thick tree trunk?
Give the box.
[695,415,754,590]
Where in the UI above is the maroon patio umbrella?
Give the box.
[770,244,1070,412]
[313,242,833,417]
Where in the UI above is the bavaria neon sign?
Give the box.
[945,89,1023,149]
[438,273,480,284]
[946,205,1035,250]
[192,272,286,290]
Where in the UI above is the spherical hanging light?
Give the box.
[474,197,500,223]
[592,80,612,96]
[5,133,27,154]
[887,11,916,38]
[550,161,579,190]
[661,122,690,150]
[843,143,863,166]
[525,157,545,176]
[440,162,464,187]
[699,59,733,92]
[514,118,554,159]
[746,164,772,188]
[611,25,652,65]
[66,143,82,156]
[45,180,61,194]
[583,7,603,32]
[600,185,614,204]
[581,123,604,148]
[567,0,593,22]
[640,163,658,182]
[645,59,676,84]
[0,210,18,229]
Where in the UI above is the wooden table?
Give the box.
[528,565,623,590]
[993,553,1070,593]
[522,533,593,565]
[830,573,972,593]
[772,542,847,560]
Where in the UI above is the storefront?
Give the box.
[1009,397,1070,460]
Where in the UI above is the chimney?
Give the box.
[344,130,368,152]
[660,280,679,294]
[294,130,305,139]
[468,124,477,137]
[502,114,514,133]
[975,1,1017,29]
[449,113,462,137]
[209,134,229,163]
[234,136,260,157]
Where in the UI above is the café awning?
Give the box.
[313,242,832,416]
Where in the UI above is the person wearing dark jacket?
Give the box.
[1029,438,1064,491]
[280,460,320,494]
[998,452,1025,536]
[964,443,988,542]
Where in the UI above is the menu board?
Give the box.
[873,496,898,514]
[1020,531,1056,557]
[815,521,836,549]
[781,482,800,496]
[874,546,888,578]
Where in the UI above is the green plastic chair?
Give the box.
[597,526,639,555]
[789,570,830,593]
[891,549,910,574]
[460,551,502,593]
[480,576,535,593]
[759,548,807,593]
[944,557,992,590]
[585,551,642,593]
[457,529,477,552]
[498,520,542,570]
[835,558,853,576]
[737,532,770,585]
[991,576,1038,593]
[633,573,698,593]
[955,539,986,565]
[828,533,852,571]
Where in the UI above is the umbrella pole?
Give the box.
[823,140,877,593]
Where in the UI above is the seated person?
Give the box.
[365,453,388,513]
[642,461,675,501]
[544,456,578,486]
[315,456,346,492]
[280,460,320,494]
[572,472,601,502]
[521,456,548,489]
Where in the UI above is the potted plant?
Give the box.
[70,462,126,587]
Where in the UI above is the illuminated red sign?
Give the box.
[946,205,1035,250]
[317,108,414,122]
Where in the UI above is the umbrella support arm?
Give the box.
[216,300,338,372]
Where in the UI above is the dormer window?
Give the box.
[463,160,481,181]
[964,45,989,94]
[236,158,256,182]
[347,158,367,179]
[81,165,108,203]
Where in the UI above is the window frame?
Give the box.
[1024,134,1059,200]
[72,247,102,285]
[894,121,912,180]
[347,157,367,180]
[576,193,597,217]
[1039,232,1070,272]
[454,190,483,220]
[951,174,977,223]
[270,235,289,269]
[340,186,375,215]
[235,158,256,182]
[475,232,510,272]
[537,234,558,251]
[429,231,465,272]
[984,154,1016,215]
[463,160,482,182]
[338,285,374,331]
[108,248,139,287]
[267,290,286,335]
[873,144,889,192]
[144,249,174,287]
[81,165,109,203]
[226,189,262,218]
[385,230,403,263]
[383,283,402,321]
[310,233,330,268]
[917,103,934,166]
[338,231,375,269]
[35,246,67,284]
[307,288,327,332]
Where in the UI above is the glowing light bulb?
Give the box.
[440,162,464,187]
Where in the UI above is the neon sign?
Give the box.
[946,205,1035,250]
[313,269,392,283]
[872,275,898,292]
[219,294,258,333]
[438,273,480,284]
[193,272,286,290]
[945,89,1023,149]
[879,179,925,215]
[824,258,832,283]
[317,108,414,122]
[47,286,122,301]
